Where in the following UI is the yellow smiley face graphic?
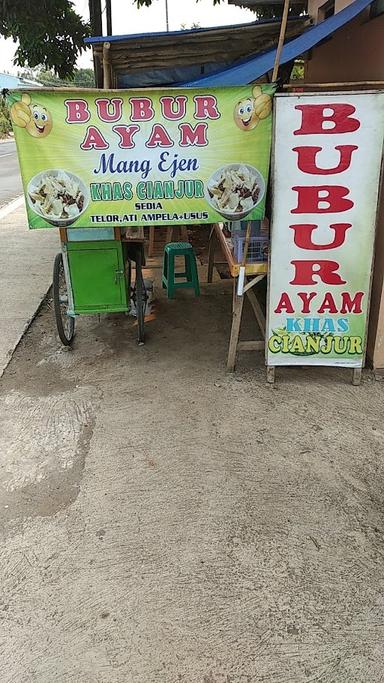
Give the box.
[233,87,272,132]
[26,104,53,138]
[234,97,259,131]
[10,94,53,139]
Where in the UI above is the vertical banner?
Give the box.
[267,91,384,368]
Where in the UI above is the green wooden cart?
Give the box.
[53,227,147,346]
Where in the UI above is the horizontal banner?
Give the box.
[8,86,275,229]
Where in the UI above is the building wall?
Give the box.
[305,10,384,83]
[309,0,363,17]
[303,3,384,368]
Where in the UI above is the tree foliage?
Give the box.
[19,67,95,88]
[133,0,304,20]
[0,98,11,138]
[72,68,95,88]
[0,0,90,79]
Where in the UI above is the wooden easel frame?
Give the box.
[207,225,267,371]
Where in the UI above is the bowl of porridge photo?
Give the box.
[205,163,265,220]
[27,169,89,227]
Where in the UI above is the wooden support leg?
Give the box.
[227,280,245,372]
[207,227,217,284]
[267,366,276,384]
[352,367,362,386]
[148,226,155,258]
[246,286,266,338]
[166,226,173,244]
[180,225,189,242]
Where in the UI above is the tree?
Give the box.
[0,1,90,79]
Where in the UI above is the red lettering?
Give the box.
[340,292,364,314]
[317,293,338,314]
[293,145,358,175]
[294,103,360,135]
[95,98,123,123]
[290,260,346,285]
[160,96,188,120]
[297,292,317,313]
[194,95,220,120]
[179,122,208,147]
[65,99,90,124]
[80,126,108,150]
[130,97,154,122]
[146,124,173,148]
[113,125,140,148]
[274,292,294,314]
[290,223,352,250]
[291,186,354,214]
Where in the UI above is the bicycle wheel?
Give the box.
[134,246,146,345]
[53,253,75,346]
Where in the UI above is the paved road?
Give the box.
[0,140,23,208]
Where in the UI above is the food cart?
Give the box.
[52,226,146,345]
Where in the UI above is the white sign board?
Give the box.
[267,91,384,367]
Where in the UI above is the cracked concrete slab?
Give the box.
[0,283,384,682]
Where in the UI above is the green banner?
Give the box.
[8,86,275,230]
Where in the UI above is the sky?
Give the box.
[0,0,254,74]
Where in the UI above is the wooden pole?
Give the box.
[106,0,112,36]
[272,0,290,83]
[237,221,252,295]
[103,42,111,89]
[283,80,384,89]
[89,0,103,87]
[89,0,102,36]
[242,221,252,268]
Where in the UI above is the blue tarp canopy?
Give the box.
[183,0,373,85]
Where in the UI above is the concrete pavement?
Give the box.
[0,139,23,207]
[1,274,384,682]
[0,199,59,377]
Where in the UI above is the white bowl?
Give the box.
[27,169,89,227]
[205,163,265,221]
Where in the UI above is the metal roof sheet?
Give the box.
[85,17,304,45]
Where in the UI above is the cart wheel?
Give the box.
[134,246,146,345]
[53,253,75,346]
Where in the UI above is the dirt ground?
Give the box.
[1,277,384,683]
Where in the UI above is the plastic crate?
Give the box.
[230,220,261,235]
[232,234,269,263]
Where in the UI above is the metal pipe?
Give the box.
[165,0,169,31]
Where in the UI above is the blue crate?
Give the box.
[232,233,269,263]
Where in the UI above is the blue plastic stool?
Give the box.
[162,242,200,299]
